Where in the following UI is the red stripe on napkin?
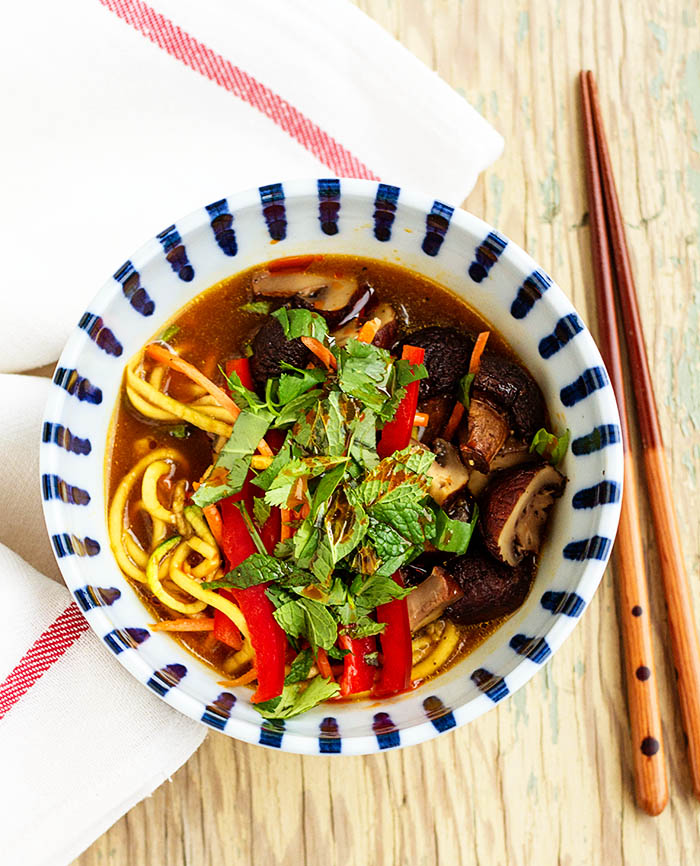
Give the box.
[0,603,89,721]
[98,0,380,181]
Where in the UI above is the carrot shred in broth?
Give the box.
[106,255,522,682]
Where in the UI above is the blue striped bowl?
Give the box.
[41,178,622,754]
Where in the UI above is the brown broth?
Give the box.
[106,255,524,684]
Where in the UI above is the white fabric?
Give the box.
[0,1,503,864]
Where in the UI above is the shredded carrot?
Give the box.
[300,336,337,370]
[357,317,381,343]
[268,254,322,273]
[468,331,491,375]
[280,508,294,542]
[145,343,240,418]
[218,667,258,686]
[150,618,215,632]
[203,505,223,546]
[256,438,274,457]
[316,648,334,681]
[442,401,465,441]
[414,412,430,427]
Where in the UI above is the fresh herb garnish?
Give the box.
[434,503,479,554]
[252,497,271,529]
[284,649,315,684]
[272,307,328,342]
[241,300,274,316]
[158,324,180,343]
[254,676,340,719]
[457,372,476,408]
[168,424,190,439]
[530,427,570,465]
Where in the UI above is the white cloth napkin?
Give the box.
[0,1,503,864]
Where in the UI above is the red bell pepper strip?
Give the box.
[372,571,412,697]
[225,357,255,390]
[213,592,243,650]
[377,345,426,458]
[219,478,286,704]
[339,633,377,696]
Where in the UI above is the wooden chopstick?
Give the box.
[584,69,700,801]
[580,71,668,816]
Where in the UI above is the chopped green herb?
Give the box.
[285,649,314,684]
[206,553,313,590]
[434,503,479,554]
[240,300,274,315]
[158,324,180,343]
[252,497,271,529]
[457,372,476,408]
[272,307,328,342]
[254,675,340,719]
[168,424,190,439]
[530,427,570,465]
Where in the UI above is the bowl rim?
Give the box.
[41,176,623,754]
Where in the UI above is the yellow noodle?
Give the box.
[187,535,218,561]
[184,505,217,548]
[171,480,189,536]
[190,559,220,579]
[169,563,250,640]
[108,447,181,582]
[123,532,149,568]
[190,404,238,421]
[151,516,168,549]
[147,538,207,615]
[228,638,255,672]
[126,384,179,421]
[141,460,177,524]
[148,364,167,391]
[126,362,233,437]
[411,620,460,682]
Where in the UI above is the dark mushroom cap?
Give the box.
[473,353,545,438]
[480,463,566,566]
[458,395,509,473]
[396,326,474,399]
[443,546,534,625]
[249,316,311,386]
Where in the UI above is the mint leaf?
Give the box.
[272,307,328,342]
[264,456,347,507]
[364,516,417,577]
[253,497,271,529]
[285,649,314,684]
[311,496,369,584]
[345,616,386,638]
[348,408,378,470]
[349,573,413,619]
[206,553,312,590]
[254,676,340,719]
[337,340,394,414]
[276,366,326,405]
[434,503,479,554]
[273,597,338,650]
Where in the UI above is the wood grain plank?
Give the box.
[72,1,700,864]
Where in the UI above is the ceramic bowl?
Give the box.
[41,178,622,754]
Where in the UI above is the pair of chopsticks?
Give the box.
[580,70,700,815]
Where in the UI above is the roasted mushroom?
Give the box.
[426,438,469,506]
[252,269,372,327]
[443,547,534,625]
[406,566,464,632]
[480,463,566,566]
[249,316,311,385]
[417,394,453,446]
[467,436,537,496]
[331,301,399,349]
[457,396,509,473]
[472,353,545,438]
[396,326,474,399]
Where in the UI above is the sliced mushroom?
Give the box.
[396,326,474,399]
[249,316,311,385]
[443,547,534,625]
[365,301,398,349]
[473,353,545,438]
[407,566,464,632]
[480,464,566,566]
[426,438,470,506]
[330,301,399,349]
[457,396,509,474]
[252,269,372,327]
[417,394,453,446]
[468,436,537,496]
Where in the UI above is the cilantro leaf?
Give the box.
[251,436,292,491]
[224,370,269,414]
[272,307,328,342]
[240,300,274,315]
[530,427,570,465]
[395,358,428,386]
[192,409,271,507]
[337,340,395,414]
[254,676,340,720]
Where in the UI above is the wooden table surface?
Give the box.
[73,1,700,864]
